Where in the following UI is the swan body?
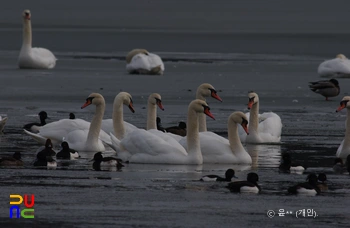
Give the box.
[25,93,109,155]
[18,10,56,69]
[189,112,252,164]
[118,99,215,164]
[100,92,136,138]
[126,49,164,75]
[239,92,282,143]
[335,96,350,160]
[318,54,350,78]
[0,115,8,132]
[309,79,340,100]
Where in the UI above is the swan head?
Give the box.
[247,92,259,109]
[148,93,164,111]
[336,96,350,112]
[189,99,215,120]
[197,83,222,102]
[22,9,31,21]
[115,92,135,113]
[229,111,249,135]
[81,93,105,109]
[336,54,346,59]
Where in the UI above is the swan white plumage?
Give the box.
[0,115,8,132]
[335,96,350,160]
[126,49,164,75]
[105,93,166,159]
[195,83,223,132]
[239,92,282,143]
[18,9,57,69]
[101,92,136,138]
[198,112,252,164]
[24,93,110,155]
[318,54,350,78]
[117,99,215,164]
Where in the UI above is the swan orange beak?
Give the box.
[204,107,215,120]
[241,123,249,135]
[157,100,165,111]
[247,100,254,110]
[128,102,135,113]
[211,91,223,102]
[336,101,347,112]
[81,100,92,109]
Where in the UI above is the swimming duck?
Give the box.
[279,153,305,174]
[226,172,260,193]
[36,139,56,159]
[287,173,320,196]
[23,111,48,133]
[165,121,187,136]
[56,142,80,159]
[200,169,237,182]
[317,173,328,191]
[0,152,23,166]
[309,79,340,101]
[156,117,166,132]
[33,155,57,168]
[333,158,345,174]
[91,152,124,171]
[69,113,75,119]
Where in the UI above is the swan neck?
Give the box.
[186,109,201,156]
[228,120,245,152]
[22,19,32,48]
[198,114,207,132]
[249,102,259,132]
[344,109,350,145]
[87,102,105,144]
[146,102,157,130]
[113,97,125,140]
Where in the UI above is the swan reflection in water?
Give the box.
[245,144,281,169]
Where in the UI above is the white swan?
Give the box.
[239,92,282,143]
[18,9,56,69]
[105,93,165,159]
[198,112,252,164]
[117,99,215,164]
[195,83,223,132]
[335,96,350,160]
[101,92,136,139]
[0,115,8,132]
[24,93,109,155]
[318,54,350,78]
[126,49,164,75]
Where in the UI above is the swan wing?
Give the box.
[257,112,282,142]
[101,119,138,136]
[318,58,350,77]
[31,47,57,69]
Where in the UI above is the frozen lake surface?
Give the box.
[1,1,350,227]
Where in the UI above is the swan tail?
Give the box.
[23,129,48,145]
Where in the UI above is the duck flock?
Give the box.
[1,9,350,197]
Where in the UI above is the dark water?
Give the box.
[1,1,350,227]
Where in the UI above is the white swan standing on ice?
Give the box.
[239,92,282,143]
[126,49,164,75]
[335,96,350,160]
[318,54,350,78]
[115,99,215,164]
[24,93,110,155]
[18,9,57,69]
